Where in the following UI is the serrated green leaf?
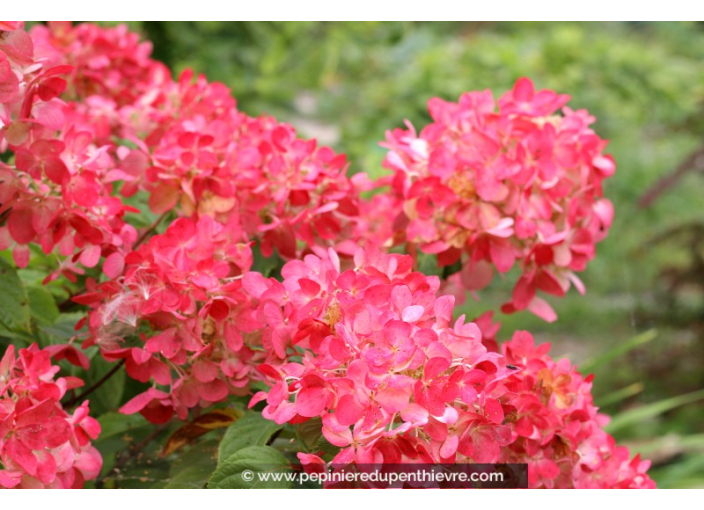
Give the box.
[208,446,292,489]
[0,258,31,334]
[218,412,283,465]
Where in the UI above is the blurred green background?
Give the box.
[36,21,704,487]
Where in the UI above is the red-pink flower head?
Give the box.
[0,344,102,489]
[248,247,653,488]
[248,246,516,465]
[0,22,138,278]
[498,330,655,488]
[30,22,170,107]
[26,22,367,261]
[377,78,615,321]
[129,71,365,260]
[78,215,261,423]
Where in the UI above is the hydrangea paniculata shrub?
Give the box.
[0,21,654,490]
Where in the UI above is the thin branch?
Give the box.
[266,428,284,446]
[65,359,126,408]
[135,212,168,248]
[639,145,704,208]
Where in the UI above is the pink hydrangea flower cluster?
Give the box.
[77,215,261,424]
[0,19,365,423]
[0,21,654,490]
[248,247,653,488]
[0,345,102,489]
[29,22,367,261]
[375,78,616,321]
[134,87,366,260]
[0,21,138,280]
[0,22,68,149]
[30,21,170,109]
[498,331,654,489]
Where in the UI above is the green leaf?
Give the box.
[93,413,172,485]
[88,357,126,413]
[607,388,704,433]
[97,412,149,440]
[39,312,85,345]
[440,259,462,280]
[218,412,283,465]
[163,440,219,489]
[92,412,153,481]
[580,329,657,374]
[111,464,171,489]
[0,258,31,334]
[416,252,441,277]
[314,437,340,458]
[296,417,323,451]
[251,246,284,278]
[0,326,34,343]
[208,446,292,489]
[27,285,59,325]
[596,382,644,407]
